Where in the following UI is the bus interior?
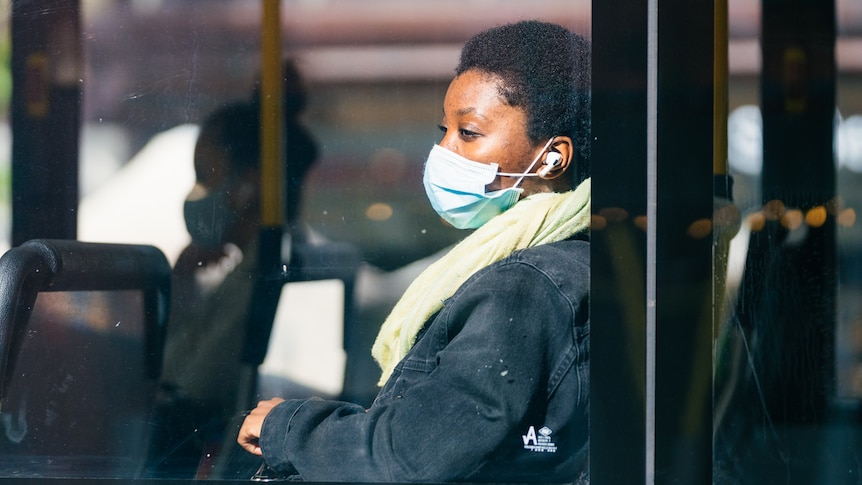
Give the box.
[1,0,861,483]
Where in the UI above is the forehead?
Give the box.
[443,70,524,122]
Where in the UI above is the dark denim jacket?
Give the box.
[260,235,590,483]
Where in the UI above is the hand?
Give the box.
[173,243,227,275]
[237,398,285,455]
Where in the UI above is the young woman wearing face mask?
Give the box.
[238,20,591,483]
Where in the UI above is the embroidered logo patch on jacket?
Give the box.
[522,425,557,453]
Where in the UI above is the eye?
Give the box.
[437,123,480,140]
[458,128,480,139]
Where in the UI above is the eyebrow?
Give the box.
[443,107,490,122]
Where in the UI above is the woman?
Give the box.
[238,20,591,482]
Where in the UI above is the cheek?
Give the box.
[461,131,524,163]
[493,139,534,172]
[490,119,534,168]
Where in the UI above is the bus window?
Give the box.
[4,1,593,481]
[715,0,862,482]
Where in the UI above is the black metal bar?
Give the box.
[592,0,715,482]
[0,239,171,406]
[10,0,82,245]
[591,0,649,481]
[653,0,715,482]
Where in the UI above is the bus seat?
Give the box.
[260,239,362,401]
[206,240,364,480]
[0,239,171,479]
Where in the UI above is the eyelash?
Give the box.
[438,125,480,139]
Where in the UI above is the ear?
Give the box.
[538,136,574,180]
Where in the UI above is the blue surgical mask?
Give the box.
[422,139,554,229]
[183,187,236,249]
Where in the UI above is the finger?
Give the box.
[240,440,263,456]
[237,427,263,455]
[237,398,285,455]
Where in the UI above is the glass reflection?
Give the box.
[0,291,154,479]
[2,0,592,481]
[715,0,862,480]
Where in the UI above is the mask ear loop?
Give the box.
[500,137,556,188]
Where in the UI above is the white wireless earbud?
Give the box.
[538,152,562,177]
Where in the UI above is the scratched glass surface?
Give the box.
[0,0,860,483]
[0,290,153,478]
[712,1,862,482]
[0,0,592,481]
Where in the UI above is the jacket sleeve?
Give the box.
[259,257,585,482]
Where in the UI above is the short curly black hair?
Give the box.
[456,20,591,181]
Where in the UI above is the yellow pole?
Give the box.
[260,0,283,227]
[683,0,733,444]
[232,0,286,429]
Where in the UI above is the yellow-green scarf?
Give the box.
[371,178,591,385]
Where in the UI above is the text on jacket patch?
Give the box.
[522,426,557,453]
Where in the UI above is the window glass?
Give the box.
[716,0,862,481]
[834,0,862,400]
[1,1,591,481]
[0,291,154,479]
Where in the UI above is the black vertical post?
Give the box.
[654,0,715,483]
[591,0,648,482]
[593,0,715,482]
[10,0,82,246]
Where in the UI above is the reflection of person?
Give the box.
[151,59,319,476]
[238,20,591,483]
[161,101,262,420]
[149,101,264,477]
[170,101,261,311]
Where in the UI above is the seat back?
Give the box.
[206,239,363,480]
[258,241,362,399]
[0,239,171,478]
